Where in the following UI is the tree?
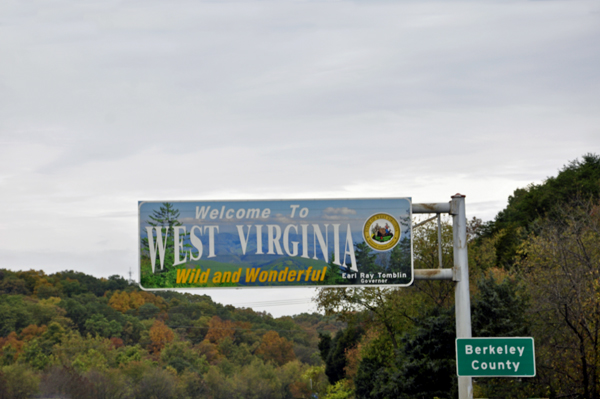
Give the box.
[148,319,175,354]
[469,271,535,398]
[34,278,63,299]
[517,200,600,398]
[0,275,30,295]
[255,331,296,366]
[319,323,364,384]
[84,314,123,338]
[161,340,208,374]
[355,306,457,399]
[108,291,145,313]
[72,348,109,373]
[0,332,24,365]
[472,272,529,338]
[204,316,236,344]
[141,202,185,273]
[323,380,354,399]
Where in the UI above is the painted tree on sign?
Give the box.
[142,202,185,272]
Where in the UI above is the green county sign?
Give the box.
[456,337,536,377]
[138,198,413,289]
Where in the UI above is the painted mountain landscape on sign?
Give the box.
[138,199,413,289]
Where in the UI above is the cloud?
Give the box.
[272,213,296,224]
[321,207,358,220]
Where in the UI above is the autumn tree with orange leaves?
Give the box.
[256,330,296,366]
[148,319,174,354]
[205,316,236,344]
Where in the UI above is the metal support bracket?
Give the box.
[414,268,453,280]
[412,202,450,269]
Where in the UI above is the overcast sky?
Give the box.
[1,0,598,317]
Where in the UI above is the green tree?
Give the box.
[319,323,364,384]
[160,339,208,374]
[84,314,123,338]
[72,348,109,373]
[355,306,457,399]
[22,339,52,370]
[469,272,534,398]
[472,273,529,338]
[323,380,354,399]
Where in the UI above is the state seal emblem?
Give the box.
[363,213,401,251]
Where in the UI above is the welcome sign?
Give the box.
[138,198,413,289]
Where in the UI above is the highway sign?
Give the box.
[139,198,413,289]
[456,337,535,377]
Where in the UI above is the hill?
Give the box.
[485,153,600,267]
[0,269,343,398]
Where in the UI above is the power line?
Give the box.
[230,298,313,308]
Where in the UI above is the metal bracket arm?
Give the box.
[414,268,453,280]
[412,202,451,214]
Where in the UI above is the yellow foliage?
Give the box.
[108,290,155,313]
[148,319,174,353]
[139,291,167,310]
[39,297,62,306]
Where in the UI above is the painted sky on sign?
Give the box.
[1,0,599,316]
[139,198,411,232]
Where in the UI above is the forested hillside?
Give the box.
[489,153,600,268]
[0,270,343,398]
[1,154,599,399]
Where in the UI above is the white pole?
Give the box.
[451,194,473,399]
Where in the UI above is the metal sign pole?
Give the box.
[413,195,473,399]
[451,194,473,399]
